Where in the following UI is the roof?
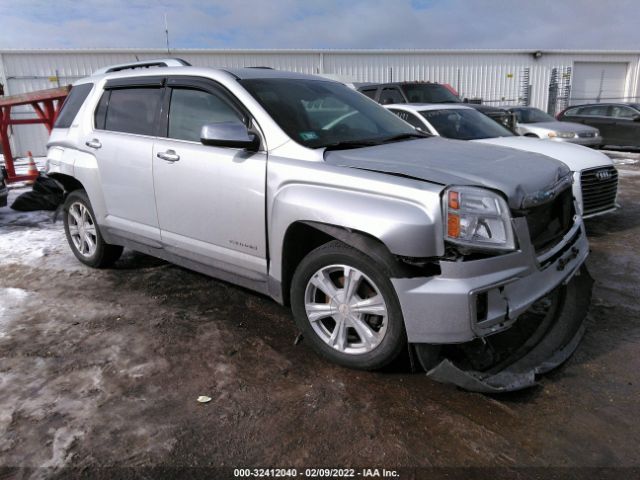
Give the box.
[222,68,328,81]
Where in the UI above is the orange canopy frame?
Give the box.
[0,86,70,183]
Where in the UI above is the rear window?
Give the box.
[54,83,93,129]
[95,87,163,136]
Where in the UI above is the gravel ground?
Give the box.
[0,151,639,479]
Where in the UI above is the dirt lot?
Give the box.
[1,152,639,478]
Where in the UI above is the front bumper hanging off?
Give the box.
[420,266,593,393]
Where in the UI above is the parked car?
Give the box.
[46,59,592,392]
[505,106,602,147]
[387,104,618,218]
[0,165,8,208]
[357,81,515,130]
[557,103,640,149]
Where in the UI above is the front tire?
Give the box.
[63,190,123,268]
[290,241,406,370]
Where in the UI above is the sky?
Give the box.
[0,0,639,50]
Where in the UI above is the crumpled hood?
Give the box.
[324,137,571,209]
[474,136,614,172]
[526,121,598,133]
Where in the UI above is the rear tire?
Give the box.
[290,240,406,370]
[63,190,123,268]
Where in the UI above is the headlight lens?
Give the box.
[548,131,576,139]
[443,186,516,251]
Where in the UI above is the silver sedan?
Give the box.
[507,106,602,147]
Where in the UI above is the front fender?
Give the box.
[268,181,443,282]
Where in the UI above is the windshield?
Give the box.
[511,108,555,123]
[401,84,461,104]
[240,78,417,148]
[420,108,514,140]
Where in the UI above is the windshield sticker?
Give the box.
[300,131,319,141]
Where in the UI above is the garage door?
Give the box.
[570,62,628,105]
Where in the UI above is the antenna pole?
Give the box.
[164,13,170,54]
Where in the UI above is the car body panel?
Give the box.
[324,137,571,210]
[559,103,640,148]
[386,103,617,218]
[45,65,590,365]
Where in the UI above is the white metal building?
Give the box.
[1,48,639,157]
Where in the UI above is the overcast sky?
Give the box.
[1,0,638,50]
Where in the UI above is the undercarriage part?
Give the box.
[415,265,593,393]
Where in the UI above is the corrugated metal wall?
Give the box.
[1,49,639,156]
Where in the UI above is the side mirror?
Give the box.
[200,122,260,151]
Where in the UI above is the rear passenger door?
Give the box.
[152,76,267,279]
[573,104,615,142]
[609,105,640,146]
[90,77,164,244]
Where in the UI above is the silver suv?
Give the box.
[46,59,592,392]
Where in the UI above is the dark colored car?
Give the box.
[357,82,515,130]
[557,103,640,149]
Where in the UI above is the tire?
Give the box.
[290,240,406,370]
[63,190,123,268]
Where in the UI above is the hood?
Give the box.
[323,137,571,210]
[474,136,613,171]
[525,121,598,133]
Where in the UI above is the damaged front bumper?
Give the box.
[424,266,593,392]
[391,217,592,392]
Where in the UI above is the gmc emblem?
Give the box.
[596,170,611,181]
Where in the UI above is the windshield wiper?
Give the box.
[380,131,432,143]
[322,139,382,152]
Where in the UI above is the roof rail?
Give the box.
[93,58,191,75]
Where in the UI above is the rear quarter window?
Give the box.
[54,83,94,129]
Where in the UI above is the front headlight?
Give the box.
[548,131,576,139]
[443,186,516,251]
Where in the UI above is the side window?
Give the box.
[390,109,424,129]
[54,83,93,129]
[167,88,243,142]
[562,107,580,117]
[579,105,609,117]
[610,106,637,119]
[98,87,163,136]
[360,88,377,100]
[379,88,405,105]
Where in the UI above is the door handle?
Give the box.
[85,138,102,149]
[157,150,180,162]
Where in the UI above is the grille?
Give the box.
[524,187,574,253]
[581,166,618,216]
[577,131,596,138]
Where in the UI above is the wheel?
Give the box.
[63,190,123,268]
[290,240,406,370]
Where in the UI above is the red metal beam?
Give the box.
[0,86,71,108]
[0,85,71,183]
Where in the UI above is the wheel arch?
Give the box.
[47,172,85,193]
[278,220,415,306]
